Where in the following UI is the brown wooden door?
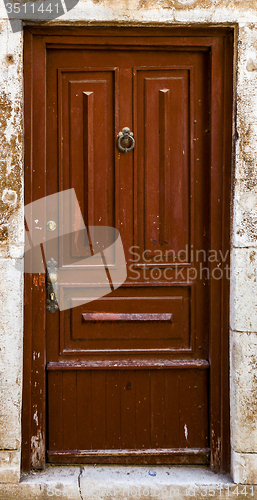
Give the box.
[23,27,233,472]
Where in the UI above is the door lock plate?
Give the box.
[46,258,58,313]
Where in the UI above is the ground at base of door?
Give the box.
[0,465,253,500]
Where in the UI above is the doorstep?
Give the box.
[0,464,253,500]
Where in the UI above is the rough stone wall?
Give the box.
[230,21,257,484]
[0,0,256,486]
[0,16,23,484]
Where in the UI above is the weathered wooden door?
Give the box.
[23,27,233,472]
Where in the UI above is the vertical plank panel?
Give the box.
[141,73,190,259]
[144,77,160,252]
[179,371,194,448]
[106,371,121,449]
[48,371,63,451]
[150,370,165,449]
[83,91,94,227]
[121,371,136,449]
[91,371,106,450]
[165,370,180,448]
[159,88,171,245]
[179,370,209,449]
[77,371,92,450]
[62,371,77,450]
[135,371,151,449]
[191,371,209,448]
[92,80,108,227]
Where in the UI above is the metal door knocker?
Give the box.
[117,127,135,153]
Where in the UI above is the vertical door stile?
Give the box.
[132,67,138,255]
[114,68,120,233]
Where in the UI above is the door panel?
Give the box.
[57,69,117,273]
[60,287,191,352]
[47,368,208,456]
[46,45,210,463]
[23,27,233,471]
[59,68,117,230]
[135,67,190,258]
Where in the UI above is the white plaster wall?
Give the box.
[0,0,257,486]
[0,15,23,485]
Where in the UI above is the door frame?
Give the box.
[22,25,234,473]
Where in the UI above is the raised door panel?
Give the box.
[58,68,117,266]
[134,68,191,262]
[59,286,192,354]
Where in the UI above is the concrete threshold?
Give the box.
[0,465,254,500]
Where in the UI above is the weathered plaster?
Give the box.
[0,258,23,451]
[0,20,23,259]
[233,24,257,248]
[0,451,20,484]
[0,0,256,489]
[231,330,257,453]
[232,451,257,485]
[231,248,257,332]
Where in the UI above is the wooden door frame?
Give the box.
[22,25,234,473]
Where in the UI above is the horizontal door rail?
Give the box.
[47,359,210,370]
[48,448,210,456]
[47,448,210,465]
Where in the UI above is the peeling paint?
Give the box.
[0,88,22,255]
[33,410,39,427]
[31,430,44,469]
[5,54,14,65]
[246,58,257,71]
[2,189,17,206]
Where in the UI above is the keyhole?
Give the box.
[126,381,131,390]
[50,292,55,301]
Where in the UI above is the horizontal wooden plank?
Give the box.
[48,447,210,456]
[48,448,210,465]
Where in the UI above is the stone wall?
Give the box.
[0,17,23,484]
[0,0,256,485]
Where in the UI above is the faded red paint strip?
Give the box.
[82,312,173,322]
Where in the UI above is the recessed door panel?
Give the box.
[47,368,209,456]
[61,286,192,350]
[134,68,190,260]
[58,69,117,265]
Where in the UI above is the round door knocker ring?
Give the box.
[117,127,135,153]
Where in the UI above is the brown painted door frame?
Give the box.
[22,26,233,472]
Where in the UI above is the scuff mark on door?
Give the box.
[31,430,44,468]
